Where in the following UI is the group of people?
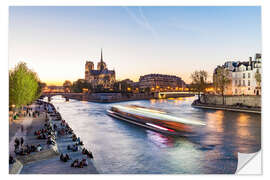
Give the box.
[58,120,73,136]
[60,153,71,162]
[14,142,42,156]
[70,158,88,168]
[25,107,41,117]
[72,134,84,145]
[82,148,93,159]
[34,121,57,146]
[40,101,94,170]
[67,144,79,152]
[14,137,24,149]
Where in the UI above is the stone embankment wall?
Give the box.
[69,93,154,103]
[9,143,59,174]
[9,159,23,174]
[200,95,261,107]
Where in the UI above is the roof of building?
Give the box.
[90,69,115,75]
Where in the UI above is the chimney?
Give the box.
[249,57,252,65]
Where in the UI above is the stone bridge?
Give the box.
[40,93,83,102]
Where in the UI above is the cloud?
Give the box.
[122,6,158,40]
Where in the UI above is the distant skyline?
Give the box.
[9,6,261,85]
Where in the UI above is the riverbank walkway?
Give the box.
[192,101,261,114]
[9,102,99,174]
[9,104,57,173]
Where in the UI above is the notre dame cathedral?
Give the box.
[85,49,116,89]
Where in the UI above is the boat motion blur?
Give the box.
[107,105,206,135]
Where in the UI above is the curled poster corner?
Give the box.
[236,151,262,174]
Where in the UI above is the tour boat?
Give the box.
[107,105,206,136]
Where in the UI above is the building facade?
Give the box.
[139,74,186,92]
[213,53,261,95]
[231,54,261,95]
[85,50,116,89]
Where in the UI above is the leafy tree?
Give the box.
[255,69,261,87]
[95,84,104,93]
[63,80,72,92]
[190,70,208,101]
[9,62,40,108]
[255,69,261,95]
[213,67,231,104]
[71,79,92,93]
[36,81,47,99]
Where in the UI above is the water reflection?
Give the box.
[146,130,175,148]
[236,113,251,138]
[206,110,225,133]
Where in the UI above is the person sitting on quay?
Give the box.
[74,137,83,146]
[75,141,84,146]
[82,148,93,159]
[70,159,85,168]
[37,144,42,152]
[67,144,78,152]
[9,155,15,164]
[60,153,67,162]
[14,137,20,149]
[71,159,79,168]
[47,137,56,145]
[53,124,58,131]
[82,158,88,166]
[60,153,71,162]
[72,144,78,152]
[20,137,24,147]
[37,133,47,139]
[14,146,27,156]
[78,161,84,168]
[72,134,77,141]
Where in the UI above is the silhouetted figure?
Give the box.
[20,137,24,147]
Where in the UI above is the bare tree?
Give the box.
[213,67,231,104]
[190,70,208,102]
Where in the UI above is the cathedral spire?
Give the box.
[101,48,103,63]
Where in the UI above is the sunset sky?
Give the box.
[9,6,261,85]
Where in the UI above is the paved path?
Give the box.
[9,104,46,156]
[20,103,99,174]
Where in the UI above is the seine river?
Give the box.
[49,96,261,174]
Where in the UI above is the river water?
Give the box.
[49,96,261,174]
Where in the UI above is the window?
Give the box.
[243,73,245,78]
[235,80,237,86]
[248,73,250,78]
[243,80,245,86]
[239,80,241,86]
[248,80,250,86]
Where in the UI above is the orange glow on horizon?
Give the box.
[44,80,64,86]
[41,72,196,86]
